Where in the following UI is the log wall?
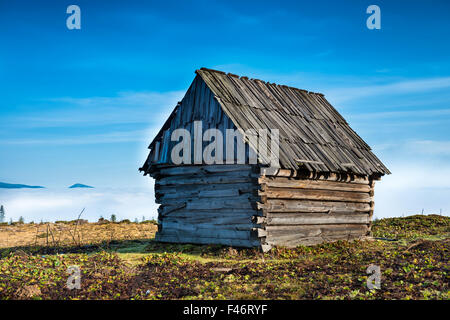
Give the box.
[257,173,375,250]
[152,164,262,247]
[151,164,376,251]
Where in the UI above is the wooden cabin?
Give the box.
[140,68,390,251]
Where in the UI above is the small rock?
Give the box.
[227,247,238,256]
[14,249,29,257]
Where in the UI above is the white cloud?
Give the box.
[356,139,450,218]
[374,185,449,218]
[374,163,450,218]
[1,90,184,146]
[0,187,158,223]
[379,162,450,189]
[350,108,450,120]
[6,91,184,129]
[0,129,150,145]
[373,139,450,159]
[326,76,450,104]
[404,140,450,156]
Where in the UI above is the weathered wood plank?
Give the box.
[186,198,253,210]
[157,164,253,176]
[157,188,240,201]
[155,233,260,247]
[157,182,257,195]
[265,212,370,225]
[259,199,370,213]
[164,215,253,225]
[162,221,255,231]
[158,203,186,215]
[158,207,258,217]
[158,198,255,211]
[160,226,252,240]
[156,186,257,201]
[156,171,258,186]
[158,197,259,206]
[259,188,371,203]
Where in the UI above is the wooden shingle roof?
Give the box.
[195,68,390,176]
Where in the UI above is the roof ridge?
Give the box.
[196,67,324,96]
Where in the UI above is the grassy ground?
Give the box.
[0,220,157,249]
[0,215,448,300]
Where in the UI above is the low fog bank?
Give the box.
[0,187,158,223]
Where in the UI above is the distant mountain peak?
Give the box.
[0,182,45,189]
[69,183,94,189]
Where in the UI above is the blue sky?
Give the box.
[1,0,450,219]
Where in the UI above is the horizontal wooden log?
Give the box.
[156,171,258,186]
[188,199,254,210]
[158,196,258,206]
[158,203,186,216]
[163,215,254,225]
[158,207,259,217]
[157,197,254,210]
[161,215,259,226]
[259,188,371,203]
[265,212,370,225]
[157,188,257,202]
[155,233,260,248]
[160,226,252,240]
[157,188,239,201]
[156,182,257,195]
[162,221,255,231]
[157,164,254,176]
[259,177,370,192]
[258,199,371,213]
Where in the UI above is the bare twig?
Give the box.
[404,240,425,252]
[48,223,56,246]
[68,208,85,246]
[34,225,39,247]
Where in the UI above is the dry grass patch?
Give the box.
[0,221,157,249]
